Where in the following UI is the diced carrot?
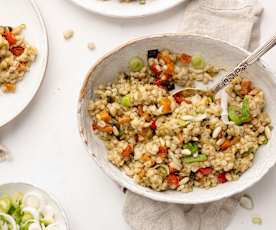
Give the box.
[220,139,232,151]
[165,62,174,76]
[240,79,252,95]
[4,32,16,46]
[141,153,151,162]
[3,83,16,92]
[10,46,25,56]
[98,111,111,122]
[217,173,227,183]
[137,105,144,116]
[179,53,192,64]
[167,174,180,189]
[198,167,213,176]
[118,116,130,124]
[122,145,133,158]
[158,53,172,65]
[160,97,171,113]
[99,125,113,133]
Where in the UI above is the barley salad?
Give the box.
[88,49,272,192]
[0,24,37,93]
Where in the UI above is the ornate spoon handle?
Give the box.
[212,34,276,94]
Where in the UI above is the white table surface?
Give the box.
[1,0,276,229]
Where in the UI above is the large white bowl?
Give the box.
[78,34,276,204]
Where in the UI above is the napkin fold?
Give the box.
[123,0,263,230]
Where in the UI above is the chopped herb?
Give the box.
[183,154,208,164]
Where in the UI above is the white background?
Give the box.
[1,0,276,229]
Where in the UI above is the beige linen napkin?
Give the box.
[123,1,263,230]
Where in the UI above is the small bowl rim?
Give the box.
[0,182,70,229]
[78,33,276,204]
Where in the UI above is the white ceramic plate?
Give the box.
[0,182,70,229]
[69,0,187,18]
[0,0,48,127]
[78,34,276,204]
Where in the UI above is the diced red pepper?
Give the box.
[173,93,184,104]
[217,173,227,184]
[179,53,192,64]
[4,32,16,46]
[157,146,168,161]
[150,120,157,130]
[150,64,162,75]
[10,46,25,56]
[122,145,133,158]
[167,174,180,188]
[198,167,213,176]
[158,146,168,155]
[154,78,163,87]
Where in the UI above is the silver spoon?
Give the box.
[172,34,276,98]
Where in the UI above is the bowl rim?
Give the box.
[77,33,276,204]
[68,0,188,19]
[0,182,70,229]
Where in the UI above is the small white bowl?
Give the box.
[0,182,70,229]
[78,34,276,204]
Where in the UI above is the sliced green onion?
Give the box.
[228,106,242,125]
[183,142,199,154]
[0,213,17,230]
[263,137,268,144]
[11,192,23,208]
[120,95,131,107]
[252,216,262,225]
[156,164,169,178]
[128,56,144,72]
[228,97,250,125]
[183,154,208,164]
[21,212,34,223]
[191,54,206,69]
[40,217,54,226]
[20,219,36,230]
[177,119,189,127]
[0,195,11,213]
